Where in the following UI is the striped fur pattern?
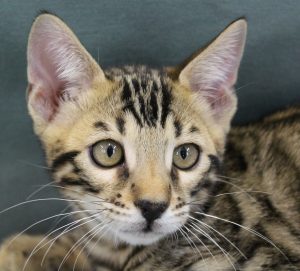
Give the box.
[0,13,299,271]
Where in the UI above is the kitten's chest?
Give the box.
[81,235,152,271]
[84,239,132,270]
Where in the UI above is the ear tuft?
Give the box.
[179,19,247,130]
[27,14,105,123]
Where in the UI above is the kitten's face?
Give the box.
[49,69,219,245]
[27,14,246,245]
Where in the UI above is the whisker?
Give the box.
[0,198,103,216]
[23,213,102,271]
[26,181,58,200]
[72,224,105,271]
[74,221,111,271]
[170,225,180,244]
[185,223,221,264]
[178,227,196,254]
[214,191,270,197]
[188,215,246,259]
[45,205,73,234]
[29,183,108,203]
[81,224,111,271]
[186,189,269,207]
[216,175,270,199]
[183,224,210,269]
[215,177,256,201]
[235,82,257,92]
[193,211,290,261]
[188,221,236,271]
[169,230,176,245]
[6,209,99,249]
[40,211,108,266]
[207,82,257,107]
[179,227,204,263]
[58,219,110,271]
[174,228,179,242]
[17,160,51,170]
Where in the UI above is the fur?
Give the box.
[0,14,299,271]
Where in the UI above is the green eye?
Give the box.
[173,144,200,170]
[90,140,124,168]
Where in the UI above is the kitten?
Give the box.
[0,13,299,271]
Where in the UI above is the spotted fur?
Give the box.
[0,13,299,271]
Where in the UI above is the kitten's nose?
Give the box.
[135,200,168,223]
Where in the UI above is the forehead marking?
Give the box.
[120,74,173,128]
[150,91,158,125]
[94,121,109,131]
[116,117,125,134]
[122,79,143,126]
[138,95,152,126]
[160,78,172,128]
[190,126,199,133]
[131,78,140,94]
[121,79,132,101]
[173,119,182,137]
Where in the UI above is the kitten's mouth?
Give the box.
[121,227,159,234]
[142,221,154,232]
[104,215,186,245]
[117,223,166,245]
[120,229,165,244]
[121,221,163,235]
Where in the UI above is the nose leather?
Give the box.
[135,200,168,223]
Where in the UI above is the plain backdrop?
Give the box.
[1,0,300,240]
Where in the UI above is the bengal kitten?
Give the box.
[0,13,299,271]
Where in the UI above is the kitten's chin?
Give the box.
[117,230,165,245]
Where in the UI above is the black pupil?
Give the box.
[180,147,188,160]
[107,144,115,157]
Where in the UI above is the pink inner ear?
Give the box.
[27,20,77,121]
[190,70,235,117]
[191,53,239,88]
[29,86,59,121]
[203,87,233,117]
[27,15,105,123]
[188,41,242,118]
[29,35,65,104]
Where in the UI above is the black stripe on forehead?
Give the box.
[121,79,132,101]
[121,79,143,126]
[116,117,125,134]
[138,95,151,126]
[94,121,109,131]
[123,103,143,127]
[130,77,153,126]
[140,76,148,91]
[152,81,159,92]
[120,76,173,128]
[149,91,158,125]
[160,78,172,128]
[174,119,182,137]
[190,126,199,133]
[131,78,140,94]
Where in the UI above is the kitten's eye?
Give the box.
[173,144,200,170]
[90,140,124,168]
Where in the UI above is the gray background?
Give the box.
[1,0,300,240]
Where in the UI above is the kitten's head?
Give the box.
[27,14,246,245]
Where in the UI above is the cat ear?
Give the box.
[178,19,247,131]
[27,13,105,124]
